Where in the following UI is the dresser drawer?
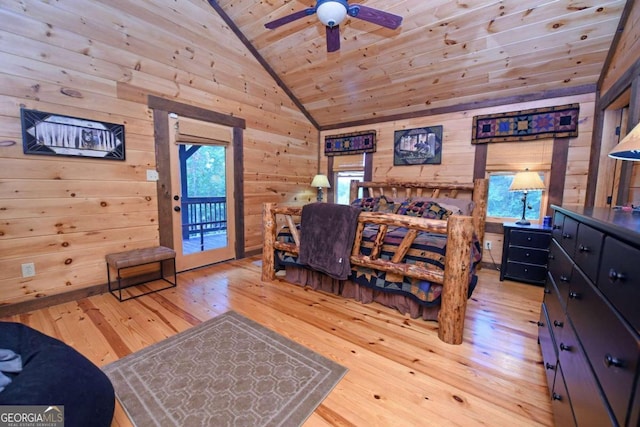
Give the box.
[558,215,578,256]
[507,246,549,265]
[552,211,565,243]
[548,240,573,308]
[629,377,640,426]
[558,321,615,427]
[598,236,640,332]
[574,223,604,283]
[544,277,566,356]
[551,364,577,427]
[509,229,552,249]
[566,267,638,426]
[503,261,547,283]
[538,303,558,396]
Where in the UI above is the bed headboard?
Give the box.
[349,180,476,202]
[349,179,488,247]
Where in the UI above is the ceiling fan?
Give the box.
[264,0,403,53]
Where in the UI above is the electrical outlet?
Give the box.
[484,241,492,250]
[146,169,159,181]
[21,262,36,278]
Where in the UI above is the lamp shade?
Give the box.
[316,0,348,27]
[311,174,331,188]
[609,121,640,160]
[509,170,545,191]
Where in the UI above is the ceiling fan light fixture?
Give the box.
[316,0,348,27]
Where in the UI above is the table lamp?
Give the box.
[509,170,545,225]
[311,174,330,202]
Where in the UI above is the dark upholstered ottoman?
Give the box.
[0,322,115,427]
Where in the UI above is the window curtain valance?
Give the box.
[471,104,579,144]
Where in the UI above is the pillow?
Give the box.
[405,197,474,215]
[351,196,380,212]
[396,200,453,219]
[376,195,399,214]
[351,195,398,213]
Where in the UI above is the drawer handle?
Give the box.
[559,343,571,352]
[552,393,562,401]
[604,354,624,368]
[559,275,569,282]
[545,363,555,370]
[553,224,561,230]
[553,320,564,328]
[562,233,572,239]
[548,253,555,260]
[608,269,626,282]
[537,321,544,327]
[527,237,532,241]
[569,291,580,300]
[578,245,590,253]
[525,252,530,257]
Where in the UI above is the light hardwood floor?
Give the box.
[1,257,554,426]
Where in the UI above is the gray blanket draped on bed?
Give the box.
[298,203,361,280]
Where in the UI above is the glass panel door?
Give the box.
[169,117,235,271]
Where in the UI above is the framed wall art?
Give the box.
[393,126,442,165]
[21,108,125,160]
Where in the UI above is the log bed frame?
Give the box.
[262,178,488,345]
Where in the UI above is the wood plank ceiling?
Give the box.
[213,0,626,129]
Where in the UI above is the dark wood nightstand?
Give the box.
[500,222,552,285]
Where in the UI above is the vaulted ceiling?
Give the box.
[212,1,627,129]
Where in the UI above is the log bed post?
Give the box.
[437,214,474,345]
[262,202,277,281]
[472,178,489,249]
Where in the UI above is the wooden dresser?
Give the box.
[538,206,640,427]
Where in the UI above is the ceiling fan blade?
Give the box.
[347,5,403,30]
[326,25,341,52]
[265,7,316,29]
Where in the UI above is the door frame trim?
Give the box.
[149,95,246,260]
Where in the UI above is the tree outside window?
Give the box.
[335,171,364,205]
[487,172,545,221]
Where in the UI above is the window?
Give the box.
[335,171,364,205]
[487,172,546,221]
[331,153,366,205]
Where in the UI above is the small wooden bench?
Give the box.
[106,246,177,301]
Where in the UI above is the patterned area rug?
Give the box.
[103,311,347,426]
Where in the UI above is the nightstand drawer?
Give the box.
[509,229,552,249]
[504,261,547,283]
[507,246,548,265]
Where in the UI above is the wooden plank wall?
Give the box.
[320,93,596,266]
[0,0,624,310]
[0,0,317,307]
[600,1,640,205]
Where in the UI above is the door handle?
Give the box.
[174,206,181,212]
[173,195,180,201]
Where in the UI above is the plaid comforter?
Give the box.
[275,224,482,306]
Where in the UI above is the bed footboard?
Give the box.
[262,202,475,345]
